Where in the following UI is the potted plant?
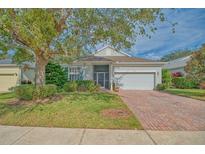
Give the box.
[112,82,120,92]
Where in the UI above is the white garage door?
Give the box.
[114,73,155,90]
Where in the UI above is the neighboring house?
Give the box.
[0,46,165,92]
[0,59,35,92]
[163,55,191,75]
[69,46,165,90]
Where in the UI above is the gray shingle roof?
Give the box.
[75,55,154,63]
[163,56,191,69]
[0,59,13,64]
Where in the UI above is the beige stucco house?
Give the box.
[69,46,165,90]
[0,46,165,92]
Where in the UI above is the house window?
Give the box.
[70,66,81,80]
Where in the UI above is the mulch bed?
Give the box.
[7,95,63,106]
[101,109,131,119]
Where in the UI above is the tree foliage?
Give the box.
[185,45,205,84]
[45,62,68,88]
[162,69,172,88]
[0,9,173,85]
[161,50,192,62]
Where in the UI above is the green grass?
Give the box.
[0,92,142,129]
[164,88,205,101]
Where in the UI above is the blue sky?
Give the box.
[128,8,205,60]
[3,9,205,60]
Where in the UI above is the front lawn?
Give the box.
[0,92,142,129]
[164,89,205,101]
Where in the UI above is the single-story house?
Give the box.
[0,59,35,92]
[68,46,165,90]
[163,55,191,75]
[0,46,165,92]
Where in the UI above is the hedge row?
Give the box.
[172,77,198,89]
[14,84,57,100]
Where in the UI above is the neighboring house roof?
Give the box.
[0,59,35,68]
[0,59,13,64]
[163,55,191,69]
[0,59,18,67]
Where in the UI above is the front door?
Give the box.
[97,72,105,88]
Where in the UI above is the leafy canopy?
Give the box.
[185,45,205,84]
[0,9,175,85]
[0,9,173,63]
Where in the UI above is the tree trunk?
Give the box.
[35,56,48,86]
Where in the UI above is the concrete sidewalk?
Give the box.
[0,125,205,145]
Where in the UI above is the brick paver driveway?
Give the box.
[118,90,205,131]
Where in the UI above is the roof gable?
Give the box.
[94,46,129,57]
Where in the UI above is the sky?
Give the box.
[2,9,205,61]
[128,8,205,60]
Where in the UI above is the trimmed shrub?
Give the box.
[63,80,100,92]
[156,84,167,91]
[14,84,57,100]
[63,81,78,92]
[14,85,35,100]
[33,84,57,100]
[172,77,198,89]
[77,85,87,92]
[162,69,172,88]
[46,62,68,88]
[76,80,99,92]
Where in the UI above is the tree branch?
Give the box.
[55,9,72,33]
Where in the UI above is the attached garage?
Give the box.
[114,72,155,90]
[0,65,21,92]
[113,65,162,90]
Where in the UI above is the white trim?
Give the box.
[0,64,18,67]
[115,62,166,65]
[109,64,113,91]
[114,71,157,90]
[95,72,109,88]
[114,70,157,73]
[69,66,82,80]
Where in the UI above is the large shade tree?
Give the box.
[0,9,174,85]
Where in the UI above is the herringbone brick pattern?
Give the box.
[119,90,205,131]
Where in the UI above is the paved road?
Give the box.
[0,125,205,145]
[118,90,205,131]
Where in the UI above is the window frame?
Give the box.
[69,66,81,81]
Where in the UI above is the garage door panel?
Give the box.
[114,73,155,90]
[0,67,20,92]
[0,75,18,91]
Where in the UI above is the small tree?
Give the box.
[185,45,205,84]
[162,69,172,88]
[45,62,67,88]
